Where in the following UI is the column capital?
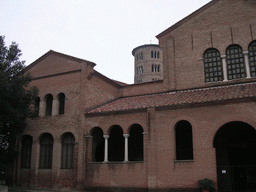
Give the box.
[123,134,130,138]
[221,55,226,59]
[103,135,109,139]
[243,51,249,55]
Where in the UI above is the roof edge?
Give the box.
[93,70,126,88]
[132,44,161,56]
[156,0,219,39]
[25,50,96,72]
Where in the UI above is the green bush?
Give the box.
[198,178,214,191]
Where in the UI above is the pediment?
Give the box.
[26,50,95,79]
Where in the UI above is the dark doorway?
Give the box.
[214,121,256,192]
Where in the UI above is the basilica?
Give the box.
[12,0,256,191]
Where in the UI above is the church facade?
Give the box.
[13,0,256,191]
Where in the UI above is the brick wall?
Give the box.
[158,0,256,91]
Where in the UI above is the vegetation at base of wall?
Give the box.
[198,178,215,191]
[0,35,38,185]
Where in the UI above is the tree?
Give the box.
[0,36,38,185]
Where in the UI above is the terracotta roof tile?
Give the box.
[86,82,256,115]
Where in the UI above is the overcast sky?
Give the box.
[0,0,211,84]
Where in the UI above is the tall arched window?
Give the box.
[58,93,65,115]
[20,135,33,168]
[152,64,160,72]
[39,133,53,168]
[249,40,256,77]
[61,133,75,169]
[175,121,194,160]
[108,125,124,162]
[128,124,143,161]
[91,127,104,162]
[137,66,143,74]
[45,94,53,116]
[204,48,223,83]
[226,44,246,80]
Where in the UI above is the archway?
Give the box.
[214,121,256,192]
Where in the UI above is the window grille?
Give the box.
[249,41,256,77]
[226,45,246,80]
[204,48,223,83]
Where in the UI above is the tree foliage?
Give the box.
[0,36,38,182]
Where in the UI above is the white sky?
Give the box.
[0,0,211,84]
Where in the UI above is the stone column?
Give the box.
[243,51,251,79]
[103,135,109,162]
[221,55,228,82]
[123,134,129,162]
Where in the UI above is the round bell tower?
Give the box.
[132,44,163,84]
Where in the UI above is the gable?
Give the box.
[26,50,95,79]
[157,0,256,40]
[157,0,256,91]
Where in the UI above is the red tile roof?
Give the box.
[86,82,256,115]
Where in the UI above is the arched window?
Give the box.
[20,135,33,168]
[152,64,160,72]
[175,121,194,160]
[58,93,65,115]
[91,127,104,162]
[45,94,53,116]
[128,124,143,161]
[249,40,256,77]
[204,48,223,83]
[226,44,246,80]
[108,125,124,162]
[61,133,75,169]
[39,133,53,168]
[35,97,40,117]
[137,66,143,74]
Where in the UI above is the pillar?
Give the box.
[103,135,109,162]
[243,51,251,79]
[221,55,228,82]
[123,134,129,162]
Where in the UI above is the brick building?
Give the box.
[13,0,256,191]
